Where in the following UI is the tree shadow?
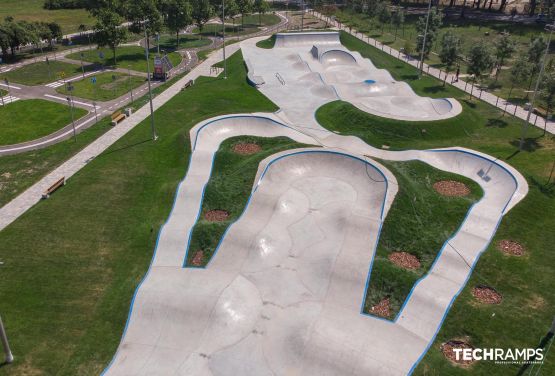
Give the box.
[422,85,448,95]
[508,137,543,152]
[529,176,555,198]
[485,117,509,128]
[400,74,419,81]
[462,99,477,109]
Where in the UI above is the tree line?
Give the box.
[0,18,62,58]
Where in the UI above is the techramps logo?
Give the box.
[454,347,545,365]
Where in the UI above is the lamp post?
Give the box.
[128,65,134,104]
[222,0,227,79]
[519,24,555,151]
[418,0,433,78]
[0,315,13,364]
[144,20,158,141]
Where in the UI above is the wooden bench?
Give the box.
[42,177,65,199]
[181,80,194,91]
[111,110,126,126]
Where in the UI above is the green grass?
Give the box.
[67,46,182,73]
[0,99,86,146]
[0,0,93,34]
[193,23,259,37]
[186,136,308,266]
[0,50,278,374]
[364,160,481,318]
[157,34,212,50]
[256,35,276,49]
[1,60,86,86]
[315,31,555,375]
[56,72,145,102]
[0,89,7,96]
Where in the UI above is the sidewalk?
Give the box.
[311,10,555,135]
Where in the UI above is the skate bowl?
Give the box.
[320,49,358,67]
[274,31,341,48]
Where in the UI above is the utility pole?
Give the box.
[519,24,555,151]
[0,315,13,364]
[222,0,227,79]
[144,20,158,141]
[418,0,433,78]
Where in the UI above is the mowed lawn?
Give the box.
[0,99,86,145]
[157,34,212,50]
[57,72,145,101]
[2,60,86,86]
[0,51,277,374]
[0,0,93,34]
[68,46,182,73]
[315,32,555,375]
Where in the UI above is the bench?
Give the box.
[181,80,194,91]
[42,177,65,199]
[111,110,126,126]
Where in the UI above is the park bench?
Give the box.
[182,80,194,91]
[42,177,65,199]
[111,110,126,126]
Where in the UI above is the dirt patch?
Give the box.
[204,209,229,222]
[369,298,390,318]
[433,180,471,197]
[441,340,475,366]
[1,172,11,179]
[232,142,261,155]
[472,285,502,304]
[497,239,525,256]
[526,294,546,310]
[388,252,421,270]
[191,250,204,266]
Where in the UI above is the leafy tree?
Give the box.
[390,7,404,42]
[78,24,87,35]
[507,53,532,104]
[439,29,461,86]
[415,7,443,63]
[191,0,214,36]
[365,0,380,19]
[540,65,555,134]
[225,0,239,31]
[253,0,269,26]
[165,0,193,48]
[236,0,253,30]
[2,17,34,57]
[467,41,494,99]
[127,0,164,37]
[376,2,390,35]
[494,32,515,81]
[94,5,128,64]
[528,35,547,89]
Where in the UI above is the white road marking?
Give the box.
[0,83,22,90]
[44,94,100,109]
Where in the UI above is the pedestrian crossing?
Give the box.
[0,96,20,105]
[45,81,65,88]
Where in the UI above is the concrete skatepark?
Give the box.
[102,33,528,375]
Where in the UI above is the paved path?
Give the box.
[311,10,555,135]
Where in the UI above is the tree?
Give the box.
[439,29,461,86]
[365,0,380,19]
[236,0,253,30]
[2,17,34,57]
[540,65,555,134]
[528,35,547,89]
[253,0,269,26]
[165,0,192,48]
[391,7,404,42]
[191,0,213,36]
[46,22,62,47]
[376,2,390,35]
[415,7,443,63]
[78,23,87,35]
[94,5,127,65]
[505,53,532,113]
[467,41,494,99]
[226,0,239,31]
[127,0,163,36]
[494,32,515,82]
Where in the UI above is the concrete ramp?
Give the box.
[320,49,358,67]
[274,31,341,48]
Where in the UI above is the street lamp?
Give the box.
[66,94,77,142]
[143,19,158,141]
[222,0,227,79]
[418,0,433,78]
[519,23,555,150]
[0,315,13,364]
[128,65,134,104]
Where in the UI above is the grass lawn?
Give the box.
[193,23,260,38]
[2,60,86,86]
[186,136,308,267]
[67,46,182,73]
[364,160,482,319]
[0,99,86,146]
[157,34,212,50]
[314,31,555,375]
[0,0,93,34]
[0,51,278,374]
[56,72,145,102]
[256,35,276,49]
